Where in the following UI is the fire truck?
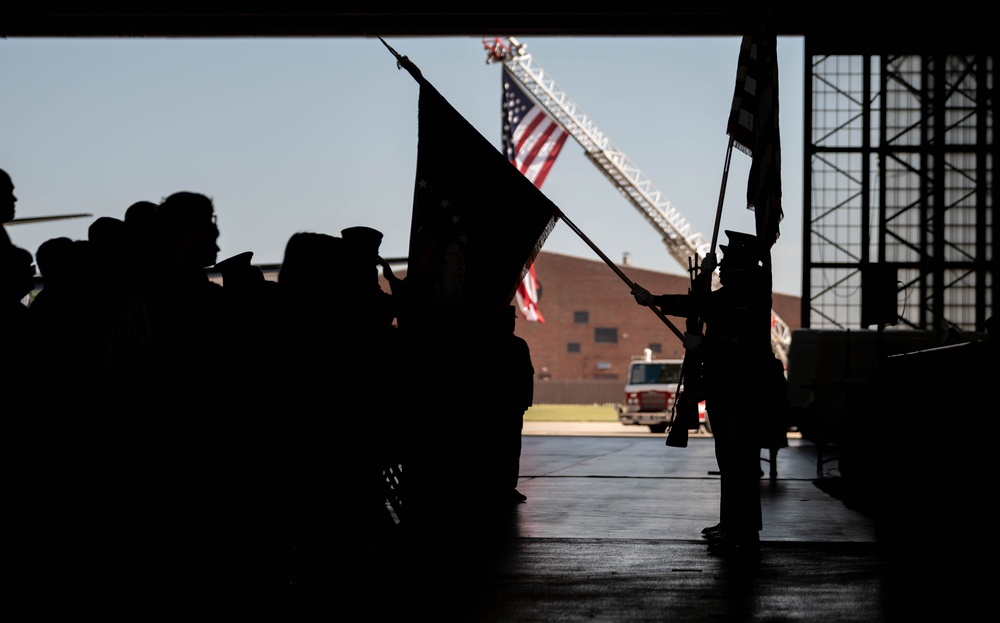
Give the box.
[616,349,709,434]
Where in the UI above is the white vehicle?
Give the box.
[616,350,709,434]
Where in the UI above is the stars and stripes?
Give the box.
[515,264,544,322]
[503,66,570,188]
[502,66,568,321]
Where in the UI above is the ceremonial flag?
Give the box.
[404,66,560,331]
[502,66,569,322]
[727,31,783,249]
[502,66,569,187]
[515,264,545,322]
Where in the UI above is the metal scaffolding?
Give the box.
[803,49,996,333]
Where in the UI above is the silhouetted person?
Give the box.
[341,225,398,331]
[3,243,43,588]
[85,211,158,425]
[0,168,17,249]
[275,231,353,586]
[760,355,790,479]
[30,236,89,319]
[29,235,131,586]
[207,248,287,588]
[88,215,127,273]
[140,190,230,589]
[215,250,281,375]
[29,236,97,428]
[341,226,402,536]
[1,243,37,399]
[145,191,224,419]
[632,230,773,557]
[215,250,280,353]
[482,304,534,505]
[122,200,159,285]
[125,199,157,225]
[86,214,140,395]
[213,251,278,429]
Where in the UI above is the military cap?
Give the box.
[719,230,762,268]
[214,250,254,273]
[215,251,265,286]
[340,226,384,259]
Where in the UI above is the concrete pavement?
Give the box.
[376,426,986,622]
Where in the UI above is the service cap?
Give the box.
[719,230,762,268]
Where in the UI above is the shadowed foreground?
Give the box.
[358,433,982,622]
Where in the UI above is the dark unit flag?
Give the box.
[727,30,783,249]
[405,73,560,329]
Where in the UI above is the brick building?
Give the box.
[507,250,801,385]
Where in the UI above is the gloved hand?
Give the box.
[683,332,703,352]
[700,252,717,275]
[631,285,652,306]
[379,256,397,283]
[379,257,406,295]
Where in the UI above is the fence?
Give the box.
[533,380,625,406]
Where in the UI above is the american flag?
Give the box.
[515,264,545,322]
[502,66,569,322]
[503,66,569,187]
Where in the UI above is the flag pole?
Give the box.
[710,135,736,255]
[554,207,685,341]
[662,105,738,448]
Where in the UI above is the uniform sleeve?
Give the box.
[650,293,695,318]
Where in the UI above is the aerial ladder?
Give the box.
[483,36,792,364]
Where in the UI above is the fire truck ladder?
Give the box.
[484,36,792,364]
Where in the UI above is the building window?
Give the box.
[648,343,662,354]
[594,327,618,343]
[567,342,581,353]
[573,311,589,324]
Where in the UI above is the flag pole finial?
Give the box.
[378,36,423,83]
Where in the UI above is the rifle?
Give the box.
[664,255,710,448]
[664,131,738,447]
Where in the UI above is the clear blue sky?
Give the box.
[1,36,804,295]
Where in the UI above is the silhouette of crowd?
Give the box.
[1,166,533,600]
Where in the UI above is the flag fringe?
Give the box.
[513,213,559,300]
[733,140,753,158]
